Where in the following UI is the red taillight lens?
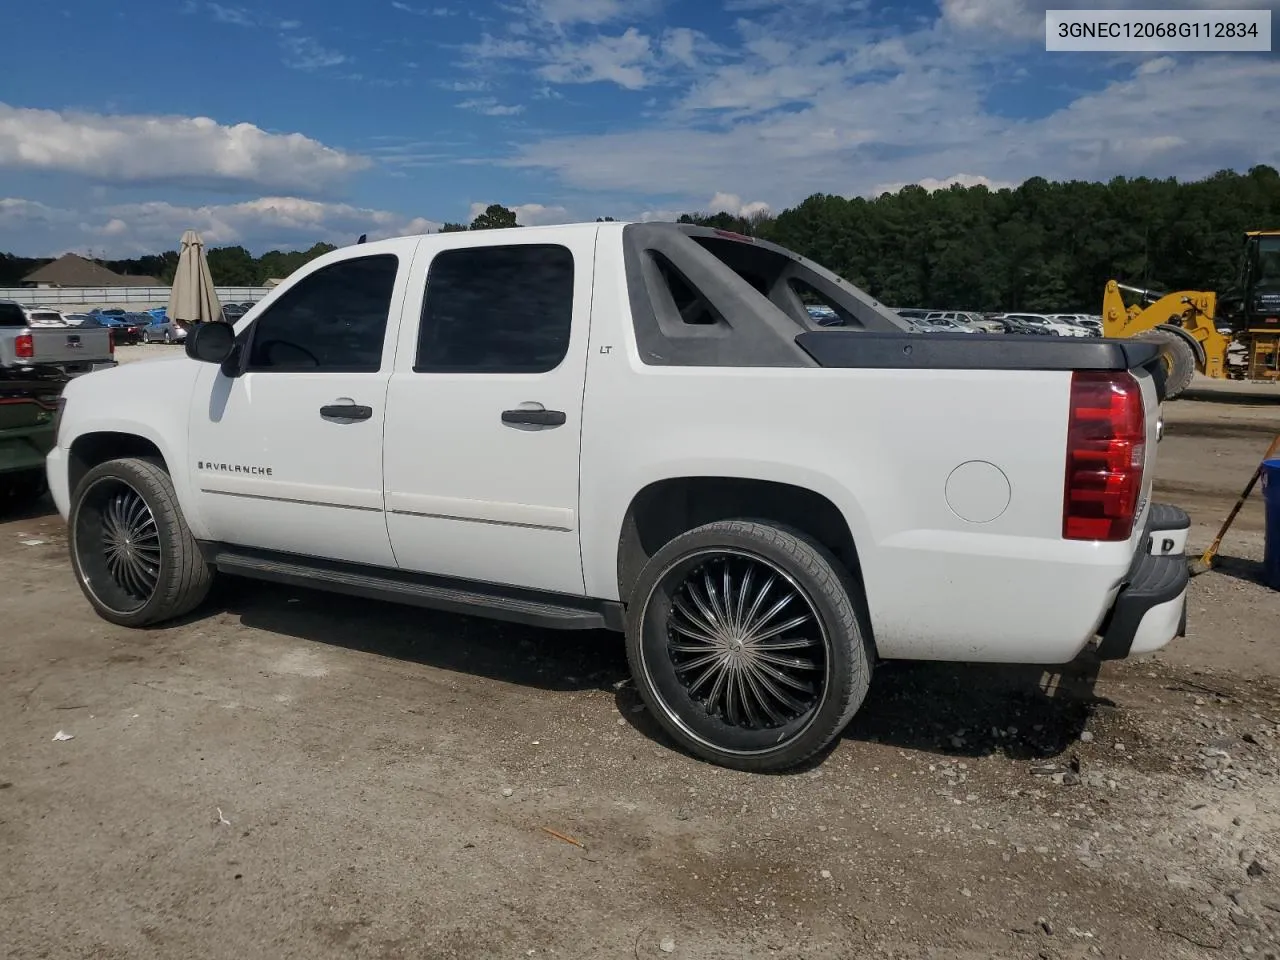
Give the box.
[1063,371,1146,541]
[108,329,115,354]
[14,333,33,359]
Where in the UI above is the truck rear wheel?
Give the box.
[68,456,213,627]
[625,520,872,772]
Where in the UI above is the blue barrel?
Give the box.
[1264,458,1280,590]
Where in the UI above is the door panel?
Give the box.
[188,241,418,567]
[384,231,595,596]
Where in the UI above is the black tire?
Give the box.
[1133,329,1195,399]
[68,456,213,627]
[625,520,873,772]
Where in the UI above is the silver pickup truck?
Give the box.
[0,299,116,377]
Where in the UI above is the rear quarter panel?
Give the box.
[579,230,1144,664]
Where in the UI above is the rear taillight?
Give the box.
[14,333,33,359]
[1063,371,1146,541]
[108,329,115,354]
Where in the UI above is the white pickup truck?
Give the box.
[46,222,1190,771]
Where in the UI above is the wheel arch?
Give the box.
[1155,322,1207,368]
[615,475,873,649]
[64,428,207,540]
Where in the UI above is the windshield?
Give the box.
[1256,235,1280,287]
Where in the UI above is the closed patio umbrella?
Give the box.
[167,230,222,330]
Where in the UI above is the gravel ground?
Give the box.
[2,373,1279,960]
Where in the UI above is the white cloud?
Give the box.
[0,195,441,257]
[439,78,489,92]
[467,201,572,226]
[391,2,454,14]
[461,18,713,92]
[530,0,664,26]
[208,2,254,26]
[706,192,771,217]
[0,197,67,224]
[0,103,368,193]
[280,34,347,70]
[1136,56,1177,76]
[939,0,1041,40]
[457,98,525,116]
[538,28,656,89]
[870,174,1017,196]
[504,0,1280,214]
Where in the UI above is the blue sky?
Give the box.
[1,0,1277,256]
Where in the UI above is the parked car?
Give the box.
[919,315,978,334]
[1003,313,1087,337]
[121,313,155,339]
[47,221,1188,773]
[805,304,844,327]
[1049,314,1103,336]
[22,307,69,328]
[143,319,187,343]
[221,303,248,323]
[89,308,128,318]
[999,316,1056,336]
[87,314,144,345]
[0,364,67,509]
[925,311,1000,333]
[0,299,117,378]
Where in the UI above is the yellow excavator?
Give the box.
[1102,229,1280,399]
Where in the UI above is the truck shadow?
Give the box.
[1209,554,1269,587]
[212,577,629,693]
[213,577,1108,766]
[840,657,1108,761]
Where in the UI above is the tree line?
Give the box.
[3,169,1277,310]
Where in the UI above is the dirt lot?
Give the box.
[3,367,1280,960]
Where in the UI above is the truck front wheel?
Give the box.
[68,456,214,627]
[625,520,872,772]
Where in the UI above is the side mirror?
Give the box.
[185,321,236,365]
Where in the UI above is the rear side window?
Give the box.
[415,244,574,374]
[0,303,27,327]
[247,254,398,372]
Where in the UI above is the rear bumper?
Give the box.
[1095,503,1190,660]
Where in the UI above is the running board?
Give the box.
[205,545,624,631]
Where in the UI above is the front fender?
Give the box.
[56,358,207,538]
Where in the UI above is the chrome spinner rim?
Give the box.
[74,477,162,614]
[639,547,831,756]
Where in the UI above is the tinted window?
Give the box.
[247,254,398,372]
[415,244,574,374]
[0,303,27,327]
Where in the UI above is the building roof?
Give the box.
[21,253,161,287]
